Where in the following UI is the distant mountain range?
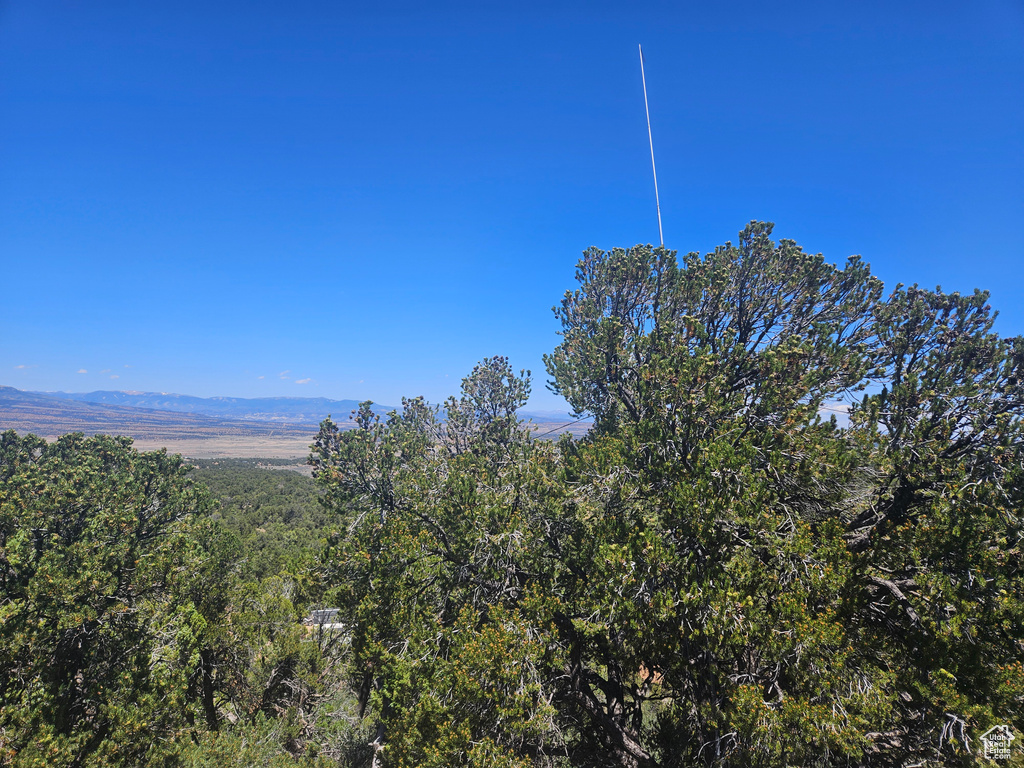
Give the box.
[34,389,394,425]
[0,386,322,441]
[0,386,587,444]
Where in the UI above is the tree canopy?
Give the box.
[0,438,345,767]
[312,222,1024,767]
[0,433,213,766]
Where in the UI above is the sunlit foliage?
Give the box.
[313,223,1023,767]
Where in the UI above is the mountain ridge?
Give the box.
[0,385,319,440]
[32,388,393,424]
[25,388,582,424]
[0,386,590,456]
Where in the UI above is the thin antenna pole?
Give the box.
[639,44,664,248]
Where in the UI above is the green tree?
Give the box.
[313,223,1024,767]
[843,285,1024,764]
[312,359,564,767]
[541,226,888,766]
[542,223,1024,766]
[0,433,359,768]
[0,432,211,767]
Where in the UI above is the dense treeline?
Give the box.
[188,459,326,582]
[1,223,1022,767]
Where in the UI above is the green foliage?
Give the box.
[189,459,326,583]
[0,432,209,767]
[313,224,1024,767]
[0,438,354,767]
[180,460,355,762]
[312,358,567,767]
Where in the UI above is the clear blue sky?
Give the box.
[2,1,1022,411]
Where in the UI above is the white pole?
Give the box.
[639,44,664,248]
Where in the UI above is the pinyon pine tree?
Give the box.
[313,222,1023,768]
